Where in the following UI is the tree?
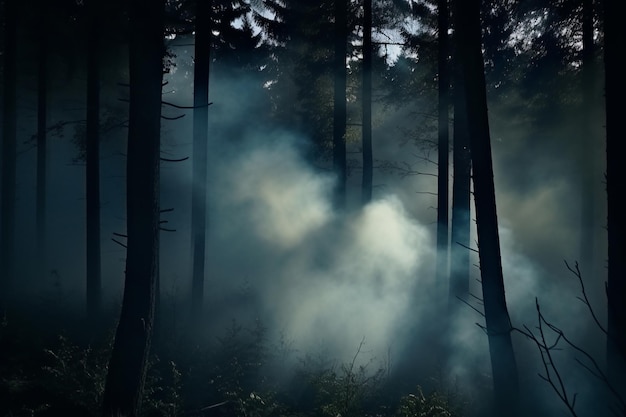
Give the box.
[255,0,337,162]
[334,0,348,208]
[448,0,471,328]
[86,0,102,323]
[191,0,211,319]
[101,0,164,414]
[579,0,600,278]
[436,0,450,324]
[454,0,519,414]
[36,0,48,278]
[604,0,626,392]
[1,0,17,311]
[361,0,373,205]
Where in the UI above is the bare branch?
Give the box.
[161,114,186,120]
[160,156,189,162]
[112,238,127,249]
[456,296,485,317]
[564,260,608,336]
[161,100,213,109]
[455,241,479,253]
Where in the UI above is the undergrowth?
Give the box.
[1,314,466,417]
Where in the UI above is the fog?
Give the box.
[2,27,610,416]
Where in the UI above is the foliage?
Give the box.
[209,319,269,399]
[1,309,471,417]
[396,386,462,417]
[41,334,109,415]
[299,339,387,417]
[0,329,183,417]
[143,356,184,417]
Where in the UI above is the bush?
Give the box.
[396,386,463,417]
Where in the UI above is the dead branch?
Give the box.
[564,260,608,336]
[161,100,213,109]
[111,238,127,249]
[456,296,484,317]
[160,156,189,162]
[513,298,626,417]
[161,114,186,120]
[455,241,479,253]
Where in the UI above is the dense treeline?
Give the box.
[0,0,620,416]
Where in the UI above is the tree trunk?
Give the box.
[455,0,519,414]
[191,0,211,320]
[436,0,450,317]
[86,0,102,323]
[449,4,471,315]
[361,0,373,205]
[36,0,48,279]
[579,0,598,278]
[101,0,164,415]
[333,0,347,208]
[604,0,626,395]
[1,0,17,311]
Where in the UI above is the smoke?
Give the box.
[4,30,611,415]
[185,132,437,364]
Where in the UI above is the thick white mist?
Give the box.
[195,134,436,365]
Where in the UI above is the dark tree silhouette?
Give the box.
[191,0,211,319]
[579,0,600,278]
[101,0,164,414]
[1,0,17,311]
[36,0,48,278]
[436,0,450,319]
[604,0,626,391]
[333,0,348,208]
[86,0,102,323]
[361,0,373,205]
[448,0,471,317]
[455,0,519,414]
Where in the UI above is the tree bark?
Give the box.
[455,0,519,414]
[604,0,626,393]
[191,0,211,320]
[1,0,17,311]
[101,0,164,415]
[579,0,598,278]
[36,0,48,279]
[361,0,373,205]
[436,0,450,316]
[449,1,471,315]
[86,0,102,323]
[333,0,348,208]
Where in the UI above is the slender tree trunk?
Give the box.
[101,0,164,415]
[333,0,348,208]
[436,0,450,314]
[191,0,211,320]
[579,0,598,277]
[36,0,48,279]
[604,0,626,395]
[455,0,519,414]
[361,0,373,205]
[449,4,471,313]
[1,0,17,311]
[86,0,102,323]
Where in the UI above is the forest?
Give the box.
[0,0,624,416]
